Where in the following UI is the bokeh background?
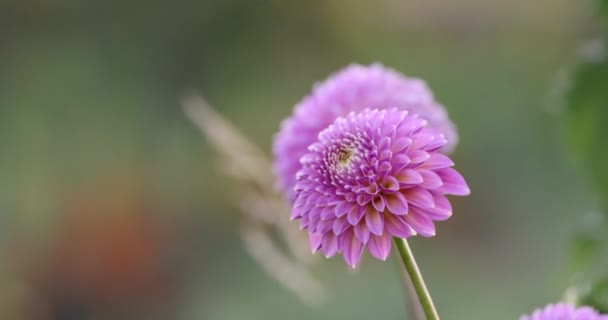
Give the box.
[1,0,606,319]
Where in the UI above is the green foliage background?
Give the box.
[562,0,608,309]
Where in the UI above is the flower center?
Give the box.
[337,148,355,167]
[328,144,360,175]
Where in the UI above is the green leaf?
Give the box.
[579,279,608,313]
[571,232,603,270]
[600,0,608,18]
[568,211,608,271]
[564,59,608,210]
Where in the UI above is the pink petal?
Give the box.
[354,222,371,244]
[418,170,443,189]
[321,232,339,258]
[290,207,303,220]
[385,192,409,215]
[437,168,470,195]
[395,169,423,185]
[384,213,415,238]
[348,205,366,225]
[378,137,391,150]
[372,194,386,212]
[391,137,412,153]
[404,207,437,237]
[309,233,323,252]
[380,176,400,192]
[305,192,322,205]
[378,161,392,176]
[365,208,384,236]
[426,192,452,220]
[410,133,435,150]
[332,216,350,235]
[308,206,322,220]
[390,154,411,173]
[320,206,335,220]
[419,153,454,170]
[403,188,435,208]
[422,130,448,151]
[379,149,393,162]
[335,201,354,216]
[409,150,430,164]
[326,196,343,206]
[356,193,371,206]
[294,196,306,208]
[315,219,333,234]
[365,182,379,195]
[343,191,356,202]
[367,232,392,260]
[341,230,364,268]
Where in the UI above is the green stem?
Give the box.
[394,237,440,320]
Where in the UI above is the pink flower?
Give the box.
[291,109,469,267]
[273,64,458,200]
[520,303,608,320]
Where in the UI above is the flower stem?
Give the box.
[393,237,440,320]
[396,259,426,320]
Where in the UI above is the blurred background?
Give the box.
[1,0,606,319]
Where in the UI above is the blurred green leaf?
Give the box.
[569,212,608,270]
[564,58,608,210]
[580,279,608,312]
[600,0,608,18]
[571,232,603,270]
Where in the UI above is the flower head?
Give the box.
[273,63,458,200]
[291,108,469,267]
[520,303,608,320]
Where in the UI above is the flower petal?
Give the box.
[348,205,366,225]
[409,150,430,164]
[379,149,392,162]
[426,192,452,220]
[404,207,436,237]
[391,137,412,153]
[309,233,323,253]
[335,201,354,216]
[410,132,435,150]
[378,161,392,176]
[364,182,379,195]
[290,207,303,220]
[315,219,333,234]
[372,195,386,212]
[341,230,364,268]
[332,216,350,235]
[321,232,339,258]
[365,208,384,236]
[367,232,392,260]
[419,153,454,170]
[385,192,409,215]
[378,137,391,150]
[403,188,435,208]
[320,206,336,220]
[418,169,443,189]
[354,222,371,244]
[384,213,415,238]
[395,169,423,185]
[380,176,400,192]
[356,193,371,206]
[390,154,411,173]
[437,168,470,195]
